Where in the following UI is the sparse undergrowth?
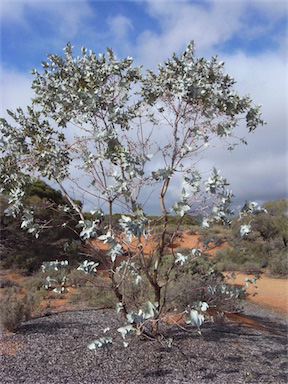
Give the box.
[0,290,39,332]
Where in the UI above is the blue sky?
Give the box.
[0,0,287,213]
[1,1,287,70]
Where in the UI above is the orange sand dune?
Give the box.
[89,230,227,259]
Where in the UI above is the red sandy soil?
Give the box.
[169,230,228,256]
[225,272,288,317]
[0,339,24,355]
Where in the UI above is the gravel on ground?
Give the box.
[1,303,287,384]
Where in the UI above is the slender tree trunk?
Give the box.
[150,177,171,333]
[109,200,113,230]
[109,265,128,318]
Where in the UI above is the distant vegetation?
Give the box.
[0,180,81,274]
[213,199,288,277]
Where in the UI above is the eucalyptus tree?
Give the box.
[0,42,265,342]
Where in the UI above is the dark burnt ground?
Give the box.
[1,303,287,384]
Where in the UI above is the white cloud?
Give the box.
[247,0,288,19]
[0,67,33,118]
[196,50,287,205]
[137,0,245,68]
[0,0,25,23]
[0,0,94,38]
[107,15,133,40]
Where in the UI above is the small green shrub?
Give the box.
[215,248,245,265]
[216,261,241,272]
[187,228,198,235]
[0,291,30,332]
[121,275,154,310]
[68,269,95,287]
[1,285,21,296]
[0,299,24,332]
[22,293,39,320]
[268,251,288,277]
[198,225,231,250]
[166,256,241,312]
[241,261,262,275]
[0,288,42,332]
[151,225,165,234]
[71,279,116,308]
[152,232,172,246]
[23,271,46,291]
[154,252,241,312]
[174,247,191,255]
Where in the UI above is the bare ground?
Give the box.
[1,302,287,384]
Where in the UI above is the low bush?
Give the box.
[120,275,154,310]
[0,290,38,332]
[23,271,46,291]
[198,225,231,250]
[157,253,241,312]
[215,244,269,272]
[0,296,24,332]
[22,293,39,321]
[241,261,262,275]
[70,278,116,308]
[1,285,21,297]
[68,269,95,287]
[226,199,288,277]
[187,228,198,236]
[152,232,172,246]
[215,248,245,265]
[216,261,241,272]
[268,251,288,277]
[174,247,191,255]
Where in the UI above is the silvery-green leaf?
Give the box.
[200,302,209,312]
[202,218,210,228]
[87,342,96,350]
[143,301,158,319]
[187,309,204,328]
[191,248,202,257]
[87,337,112,350]
[117,325,134,339]
[167,338,173,348]
[175,252,187,266]
[116,302,124,314]
[240,224,251,237]
[135,275,142,285]
[98,234,108,241]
